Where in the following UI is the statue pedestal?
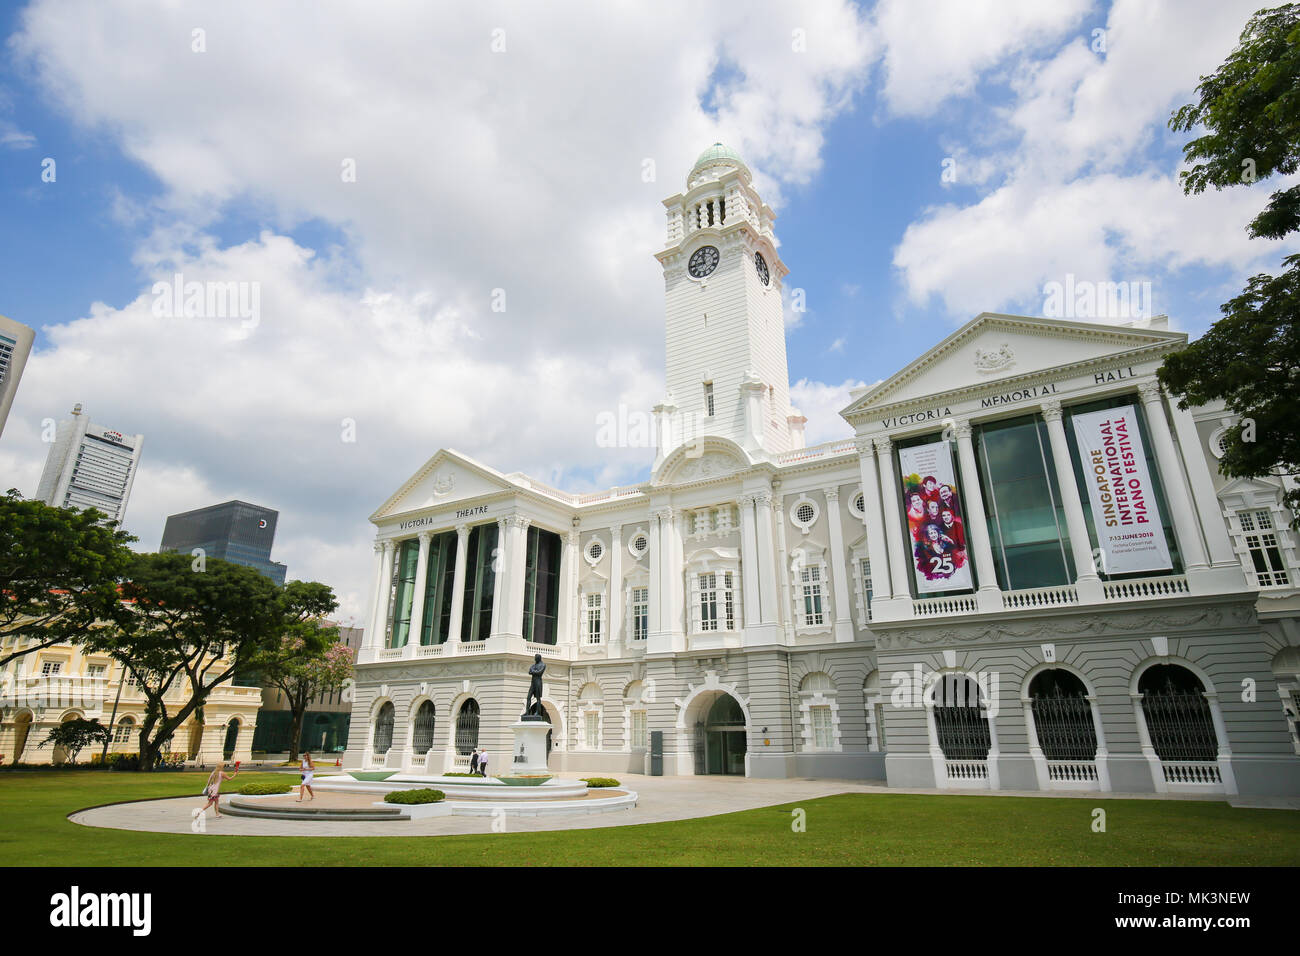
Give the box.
[509,720,552,775]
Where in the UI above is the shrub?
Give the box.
[582,777,620,788]
[441,771,481,777]
[238,781,294,795]
[384,788,445,805]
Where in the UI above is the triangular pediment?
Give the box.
[841,312,1184,420]
[370,449,517,521]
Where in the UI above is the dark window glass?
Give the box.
[390,539,420,647]
[522,526,562,645]
[975,415,1073,590]
[459,524,498,642]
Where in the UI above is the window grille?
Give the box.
[704,382,715,417]
[412,701,436,755]
[1139,666,1218,762]
[372,702,395,755]
[454,699,480,755]
[932,676,991,760]
[1028,671,1097,760]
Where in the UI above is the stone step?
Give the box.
[225,800,408,821]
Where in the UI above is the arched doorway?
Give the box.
[1028,669,1097,760]
[454,699,480,755]
[1138,664,1219,765]
[11,711,33,763]
[222,719,240,760]
[412,701,436,756]
[373,702,395,755]
[929,673,994,787]
[694,693,746,775]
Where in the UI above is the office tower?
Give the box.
[160,500,288,585]
[36,404,144,525]
[0,314,35,439]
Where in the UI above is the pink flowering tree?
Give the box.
[258,621,355,761]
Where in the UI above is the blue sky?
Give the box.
[0,0,1292,617]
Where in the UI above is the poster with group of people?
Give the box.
[898,441,973,592]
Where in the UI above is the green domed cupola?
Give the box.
[690,142,749,179]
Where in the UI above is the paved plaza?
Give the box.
[67,772,1288,839]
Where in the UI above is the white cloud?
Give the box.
[891,0,1300,322]
[790,378,867,446]
[872,0,1091,117]
[7,0,874,617]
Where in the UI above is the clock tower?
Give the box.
[653,143,804,470]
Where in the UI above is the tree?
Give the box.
[38,718,110,764]
[0,490,136,670]
[255,620,354,761]
[1161,4,1300,519]
[84,552,338,769]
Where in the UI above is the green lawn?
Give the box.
[1,770,1298,866]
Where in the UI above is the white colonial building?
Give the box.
[344,144,1300,797]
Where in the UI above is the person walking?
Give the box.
[469,748,480,775]
[201,760,238,818]
[478,748,489,778]
[298,751,315,802]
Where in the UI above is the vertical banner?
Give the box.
[897,441,973,593]
[1071,404,1172,574]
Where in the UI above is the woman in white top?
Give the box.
[298,752,315,802]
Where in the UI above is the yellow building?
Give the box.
[0,635,262,766]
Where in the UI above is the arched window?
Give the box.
[373,702,395,755]
[222,719,240,760]
[113,716,135,744]
[932,674,991,761]
[798,671,837,751]
[412,701,436,755]
[1028,669,1096,760]
[1139,664,1218,762]
[454,699,480,755]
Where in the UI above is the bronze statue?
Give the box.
[523,653,546,721]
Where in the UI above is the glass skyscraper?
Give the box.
[160,500,288,585]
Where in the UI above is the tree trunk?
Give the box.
[288,706,305,762]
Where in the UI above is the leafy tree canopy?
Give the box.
[0,489,136,669]
[1161,4,1300,519]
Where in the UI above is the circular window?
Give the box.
[587,540,604,562]
[629,533,649,558]
[853,492,865,514]
[791,497,819,534]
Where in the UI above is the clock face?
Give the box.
[688,245,720,279]
[754,251,770,286]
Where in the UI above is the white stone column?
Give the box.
[668,510,686,647]
[446,524,470,644]
[372,540,396,651]
[505,515,531,640]
[608,524,624,648]
[403,530,433,656]
[647,514,663,642]
[953,421,1003,612]
[361,541,387,661]
[855,439,893,605]
[1041,401,1104,603]
[823,488,855,643]
[754,492,780,627]
[738,495,762,630]
[489,516,509,639]
[1167,399,1240,568]
[1138,381,1209,572]
[874,438,913,604]
[773,492,796,642]
[558,527,580,647]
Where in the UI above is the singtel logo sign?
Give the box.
[49,886,151,936]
